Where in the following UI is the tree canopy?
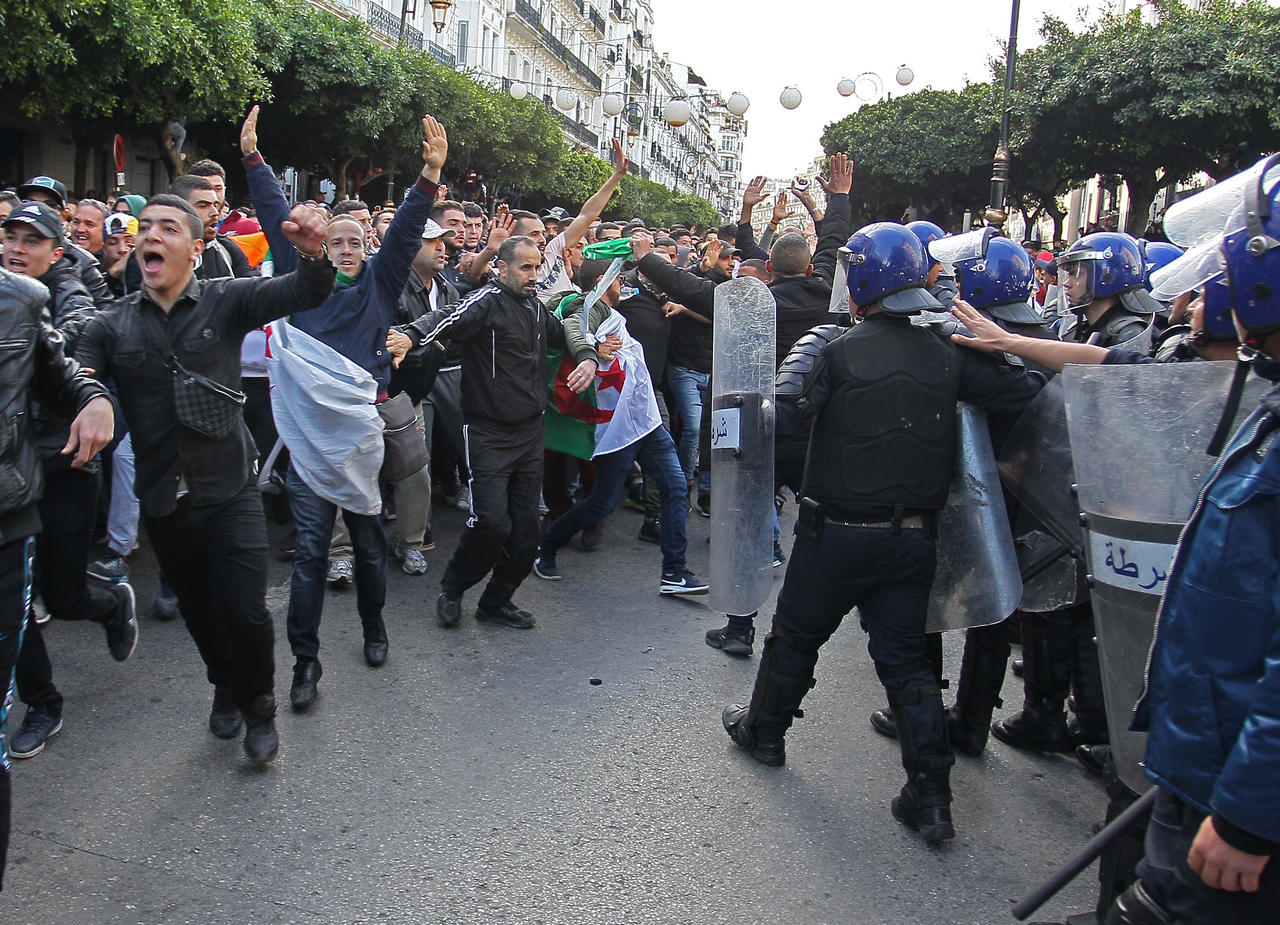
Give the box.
[821,0,1280,237]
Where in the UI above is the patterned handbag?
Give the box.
[167,355,246,439]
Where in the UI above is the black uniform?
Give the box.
[728,312,1041,838]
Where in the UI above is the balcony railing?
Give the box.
[550,107,599,148]
[588,7,606,34]
[514,0,601,89]
[365,0,424,50]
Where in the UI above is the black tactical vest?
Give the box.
[801,318,961,513]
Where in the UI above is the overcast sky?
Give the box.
[647,0,1145,179]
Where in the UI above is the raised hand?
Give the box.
[486,211,516,248]
[629,229,653,259]
[610,137,629,178]
[742,175,770,210]
[771,191,794,226]
[816,152,854,195]
[421,115,448,182]
[240,105,260,156]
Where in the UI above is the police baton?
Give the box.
[1011,787,1157,921]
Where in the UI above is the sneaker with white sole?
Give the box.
[454,486,472,512]
[327,558,353,589]
[533,551,561,581]
[660,570,709,595]
[87,552,129,582]
[396,543,428,576]
[9,707,62,759]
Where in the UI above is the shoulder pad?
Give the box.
[776,325,842,398]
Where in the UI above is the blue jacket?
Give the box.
[242,152,438,390]
[1135,379,1280,856]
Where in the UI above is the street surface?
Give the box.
[5,500,1098,924]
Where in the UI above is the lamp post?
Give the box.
[988,0,1021,226]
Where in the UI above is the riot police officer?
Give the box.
[1057,231,1159,350]
[721,222,1042,842]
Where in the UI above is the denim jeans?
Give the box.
[666,364,710,492]
[286,464,386,660]
[542,425,689,575]
[0,536,34,889]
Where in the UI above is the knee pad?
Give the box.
[1103,882,1171,925]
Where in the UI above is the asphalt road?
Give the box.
[4,499,1101,924]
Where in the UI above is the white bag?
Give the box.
[266,319,384,515]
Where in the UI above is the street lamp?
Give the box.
[779,86,802,110]
[428,0,453,33]
[988,0,1021,226]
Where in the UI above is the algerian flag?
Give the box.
[543,294,660,460]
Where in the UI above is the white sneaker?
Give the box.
[454,486,472,512]
[396,542,428,576]
[327,558,353,588]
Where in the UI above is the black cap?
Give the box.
[16,176,67,209]
[3,201,65,243]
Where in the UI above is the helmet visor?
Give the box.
[1056,250,1099,310]
[1148,238,1224,302]
[1164,157,1280,247]
[926,229,990,271]
[829,247,852,313]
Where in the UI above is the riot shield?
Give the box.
[1063,361,1266,793]
[997,378,1085,555]
[709,277,777,616]
[926,404,1023,633]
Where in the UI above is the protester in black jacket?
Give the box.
[0,264,113,891]
[77,192,333,766]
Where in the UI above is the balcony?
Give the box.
[513,0,602,89]
[630,65,643,89]
[365,0,425,50]
[587,7,606,34]
[610,0,628,21]
[550,107,599,149]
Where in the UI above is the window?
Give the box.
[457,21,469,66]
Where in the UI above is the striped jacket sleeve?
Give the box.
[401,283,496,347]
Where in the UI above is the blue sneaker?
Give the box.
[660,570,709,595]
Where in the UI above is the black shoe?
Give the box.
[660,570,709,595]
[152,585,179,621]
[290,658,322,711]
[1075,743,1110,778]
[533,550,561,581]
[638,518,660,544]
[363,617,388,667]
[8,707,62,759]
[103,581,139,662]
[475,601,536,629]
[991,707,1071,752]
[209,687,242,739]
[891,772,956,843]
[945,706,988,758]
[722,704,785,766]
[580,520,603,550]
[870,707,898,740]
[705,623,754,657]
[243,694,279,765]
[695,490,711,517]
[436,591,461,627]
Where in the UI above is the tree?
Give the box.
[820,84,1001,228]
[0,0,282,187]
[1013,0,1280,234]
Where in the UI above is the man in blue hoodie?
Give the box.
[240,108,448,709]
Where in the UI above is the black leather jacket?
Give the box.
[0,268,111,543]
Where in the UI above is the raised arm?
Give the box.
[239,105,297,276]
[811,153,853,282]
[561,138,629,248]
[227,204,335,332]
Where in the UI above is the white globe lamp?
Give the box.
[726,92,750,117]
[779,86,802,110]
[556,87,576,111]
[896,65,915,86]
[836,78,856,97]
[663,98,692,126]
[509,81,528,101]
[602,92,625,117]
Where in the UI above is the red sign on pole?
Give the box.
[113,134,125,172]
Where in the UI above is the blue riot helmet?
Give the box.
[1221,154,1280,335]
[1139,240,1184,289]
[928,229,1037,322]
[1195,273,1238,343]
[830,222,941,316]
[906,221,947,263]
[1055,232,1147,311]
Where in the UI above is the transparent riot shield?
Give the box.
[997,377,1085,556]
[1063,361,1266,793]
[926,404,1023,633]
[709,278,777,616]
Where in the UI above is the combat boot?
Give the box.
[991,615,1072,752]
[723,632,816,766]
[946,624,1011,757]
[886,677,956,842]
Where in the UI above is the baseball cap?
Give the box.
[421,218,457,240]
[3,201,66,243]
[541,206,569,221]
[104,212,139,237]
[1033,249,1055,270]
[17,176,68,209]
